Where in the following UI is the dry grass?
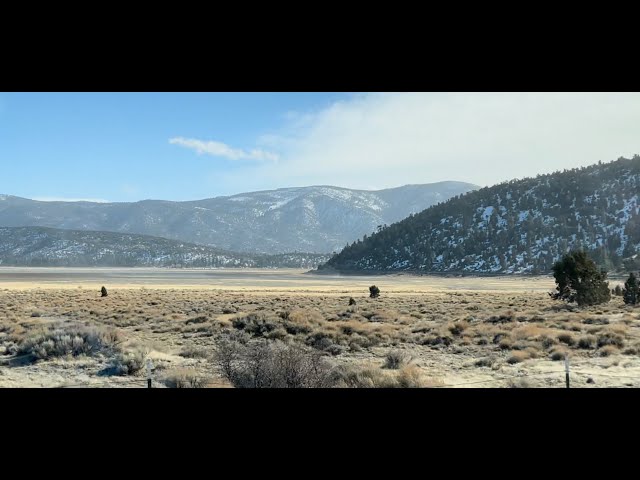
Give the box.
[1,279,639,387]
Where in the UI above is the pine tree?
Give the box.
[623,272,639,305]
[551,250,611,306]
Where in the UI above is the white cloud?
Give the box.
[214,92,640,194]
[33,197,110,203]
[169,137,279,162]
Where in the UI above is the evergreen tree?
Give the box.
[551,250,611,306]
[623,272,639,305]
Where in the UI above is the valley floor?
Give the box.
[0,268,637,388]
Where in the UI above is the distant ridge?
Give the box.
[0,226,330,268]
[0,182,478,254]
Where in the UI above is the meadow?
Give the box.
[0,268,638,388]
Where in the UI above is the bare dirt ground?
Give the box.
[0,268,637,388]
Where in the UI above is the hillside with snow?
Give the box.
[320,156,640,274]
[0,227,330,268]
[0,182,477,253]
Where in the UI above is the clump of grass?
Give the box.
[577,335,597,349]
[506,378,531,388]
[396,365,441,388]
[383,350,409,369]
[549,348,568,361]
[162,368,209,388]
[583,317,609,325]
[540,335,557,349]
[507,351,529,364]
[598,345,619,357]
[596,331,625,349]
[333,366,395,388]
[485,312,515,324]
[447,321,469,336]
[333,364,440,388]
[422,335,453,347]
[179,345,209,359]
[474,357,494,368]
[185,316,209,325]
[557,333,576,346]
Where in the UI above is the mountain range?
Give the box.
[0,182,478,254]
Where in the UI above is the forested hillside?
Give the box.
[321,156,640,274]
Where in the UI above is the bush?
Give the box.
[231,313,279,338]
[507,351,529,364]
[186,316,209,325]
[598,345,619,357]
[111,349,146,376]
[214,339,337,388]
[179,346,209,358]
[557,333,576,346]
[550,349,567,361]
[331,364,439,388]
[19,325,121,360]
[550,251,611,306]
[305,331,342,354]
[577,335,597,349]
[474,357,494,367]
[448,321,468,336]
[383,350,409,369]
[369,285,380,298]
[162,369,208,388]
[596,332,624,348]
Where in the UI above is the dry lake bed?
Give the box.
[0,267,638,388]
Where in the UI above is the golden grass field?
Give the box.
[0,268,638,388]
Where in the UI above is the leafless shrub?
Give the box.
[213,339,336,388]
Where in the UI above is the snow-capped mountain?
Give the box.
[321,156,640,274]
[0,227,330,268]
[0,182,478,253]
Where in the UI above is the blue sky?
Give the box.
[0,92,352,201]
[1,92,639,203]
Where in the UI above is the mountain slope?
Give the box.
[0,182,478,254]
[0,227,330,268]
[320,156,640,274]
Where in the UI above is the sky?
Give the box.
[1,92,639,203]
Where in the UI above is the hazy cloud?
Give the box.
[216,92,640,194]
[169,137,279,162]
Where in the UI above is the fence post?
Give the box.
[147,359,153,388]
[564,355,570,389]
